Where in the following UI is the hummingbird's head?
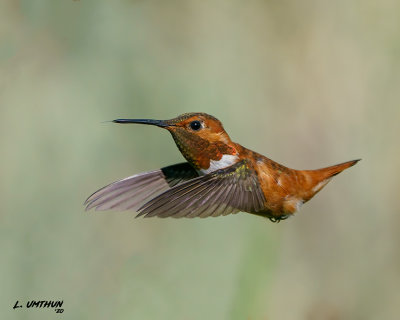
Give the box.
[113,113,238,170]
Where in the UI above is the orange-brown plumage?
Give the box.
[85,112,360,222]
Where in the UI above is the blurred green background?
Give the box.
[1,0,399,319]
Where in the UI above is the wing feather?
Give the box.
[84,163,198,212]
[137,160,265,218]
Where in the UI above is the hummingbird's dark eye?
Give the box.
[189,120,202,131]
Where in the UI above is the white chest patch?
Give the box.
[198,154,239,175]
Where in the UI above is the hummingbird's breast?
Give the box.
[198,154,239,175]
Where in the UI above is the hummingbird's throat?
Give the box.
[170,129,237,171]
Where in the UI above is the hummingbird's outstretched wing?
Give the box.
[84,163,198,211]
[137,160,266,218]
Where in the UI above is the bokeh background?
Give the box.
[1,0,399,319]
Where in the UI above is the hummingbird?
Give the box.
[85,113,360,222]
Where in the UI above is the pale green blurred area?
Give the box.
[1,0,399,319]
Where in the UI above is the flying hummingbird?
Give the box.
[85,113,360,222]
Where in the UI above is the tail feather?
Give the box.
[315,159,361,180]
[301,159,360,200]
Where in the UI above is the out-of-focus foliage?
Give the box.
[1,0,399,319]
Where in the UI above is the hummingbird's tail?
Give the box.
[300,159,360,201]
[314,159,361,179]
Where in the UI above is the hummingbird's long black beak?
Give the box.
[112,119,170,128]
